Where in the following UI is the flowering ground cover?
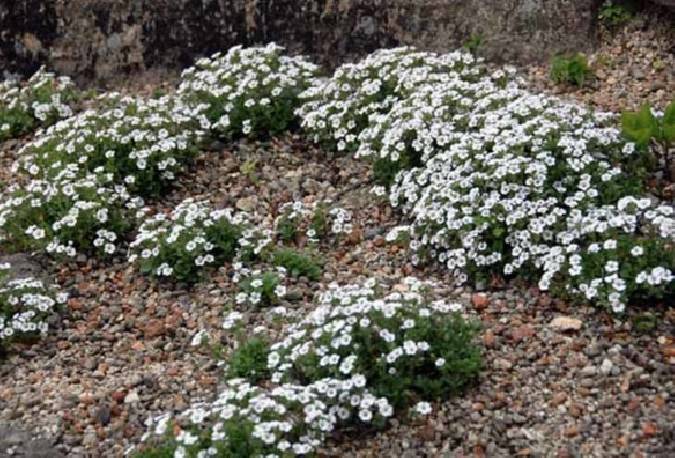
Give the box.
[0,67,78,142]
[0,41,672,458]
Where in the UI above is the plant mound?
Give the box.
[0,67,77,142]
[140,279,480,457]
[296,48,674,313]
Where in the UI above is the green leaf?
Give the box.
[662,100,675,142]
[621,104,657,147]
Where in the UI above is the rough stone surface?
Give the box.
[1,0,602,81]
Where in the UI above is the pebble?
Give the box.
[550,316,583,332]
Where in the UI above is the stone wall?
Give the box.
[1,0,603,81]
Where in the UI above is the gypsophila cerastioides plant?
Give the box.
[140,278,480,457]
[129,198,272,282]
[0,262,68,349]
[178,43,320,139]
[0,66,77,142]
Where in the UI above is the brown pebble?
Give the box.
[564,425,579,437]
[471,293,488,310]
[484,329,496,347]
[551,392,567,406]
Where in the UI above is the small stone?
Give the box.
[564,425,579,437]
[123,391,139,404]
[600,358,613,375]
[471,293,489,310]
[143,319,165,338]
[551,392,567,406]
[493,358,513,370]
[641,422,658,438]
[511,324,535,342]
[235,196,257,212]
[95,406,111,426]
[483,329,496,347]
[550,316,582,332]
[569,403,583,418]
[580,365,597,377]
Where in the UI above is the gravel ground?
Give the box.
[1,134,673,458]
[1,11,674,458]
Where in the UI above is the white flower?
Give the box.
[414,401,432,416]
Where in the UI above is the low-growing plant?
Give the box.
[275,200,353,244]
[235,269,286,308]
[297,47,487,153]
[226,336,271,383]
[141,278,481,457]
[621,102,674,181]
[355,65,516,185]
[271,247,322,281]
[295,47,671,314]
[129,198,248,282]
[0,169,142,256]
[550,53,592,87]
[0,67,77,142]
[270,278,482,407]
[462,33,484,56]
[19,93,207,196]
[239,158,259,184]
[598,1,633,28]
[178,43,320,139]
[0,262,68,351]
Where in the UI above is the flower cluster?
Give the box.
[385,90,674,311]
[18,93,208,196]
[296,47,673,312]
[275,200,353,244]
[355,67,518,184]
[129,198,256,282]
[234,268,287,309]
[0,168,142,256]
[296,47,489,153]
[178,43,320,138]
[0,66,77,141]
[0,262,68,348]
[141,278,480,456]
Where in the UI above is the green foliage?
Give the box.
[663,101,675,142]
[372,148,420,186]
[462,33,484,56]
[598,1,633,27]
[632,313,657,333]
[271,248,322,281]
[621,101,674,181]
[550,53,592,87]
[226,337,271,383]
[239,158,259,184]
[134,444,176,458]
[237,270,284,308]
[276,214,298,243]
[309,202,329,239]
[621,104,660,148]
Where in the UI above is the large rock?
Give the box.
[2,0,603,81]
